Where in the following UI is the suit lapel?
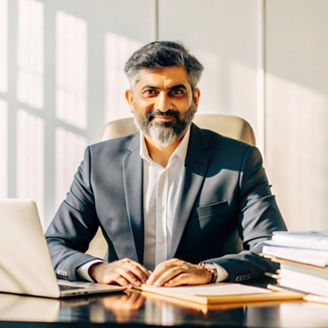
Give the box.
[122,133,144,263]
[168,124,210,258]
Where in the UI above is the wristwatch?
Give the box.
[200,262,218,283]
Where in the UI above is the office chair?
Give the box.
[86,114,256,258]
[100,114,256,146]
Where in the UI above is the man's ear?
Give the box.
[193,88,200,112]
[125,89,134,113]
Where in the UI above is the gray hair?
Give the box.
[124,41,204,90]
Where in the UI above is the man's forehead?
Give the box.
[135,66,190,88]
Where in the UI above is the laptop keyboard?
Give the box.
[59,284,83,291]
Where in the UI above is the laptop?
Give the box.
[0,199,125,298]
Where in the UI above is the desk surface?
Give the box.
[1,286,328,328]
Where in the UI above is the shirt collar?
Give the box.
[139,127,191,166]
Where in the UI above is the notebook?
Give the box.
[0,199,125,298]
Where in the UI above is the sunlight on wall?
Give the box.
[105,33,141,122]
[229,61,259,139]
[0,0,7,94]
[17,0,44,109]
[266,74,328,231]
[196,49,221,114]
[56,11,87,129]
[0,100,8,198]
[55,127,86,208]
[16,110,44,221]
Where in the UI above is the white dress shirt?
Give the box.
[141,128,190,270]
[77,127,227,282]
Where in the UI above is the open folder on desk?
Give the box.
[133,283,303,306]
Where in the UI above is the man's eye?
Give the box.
[170,89,185,96]
[143,89,157,96]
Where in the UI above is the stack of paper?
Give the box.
[262,231,328,302]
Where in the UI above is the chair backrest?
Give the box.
[87,114,255,258]
[100,114,256,145]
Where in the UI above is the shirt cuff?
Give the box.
[76,259,104,282]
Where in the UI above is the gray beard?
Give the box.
[133,104,195,147]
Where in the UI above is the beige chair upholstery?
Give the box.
[87,114,256,258]
[100,114,256,145]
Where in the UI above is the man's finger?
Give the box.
[91,260,150,286]
[151,267,182,287]
[146,259,213,287]
[146,259,180,285]
[125,263,150,283]
[135,263,152,277]
[114,258,151,284]
[120,259,151,282]
[111,275,130,287]
[163,273,190,287]
[112,262,149,285]
[116,267,144,286]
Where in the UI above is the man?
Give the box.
[46,41,286,287]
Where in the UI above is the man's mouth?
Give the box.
[153,115,175,123]
[147,110,179,124]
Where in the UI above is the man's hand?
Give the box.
[146,258,212,287]
[89,258,150,287]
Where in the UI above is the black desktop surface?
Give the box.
[0,279,327,328]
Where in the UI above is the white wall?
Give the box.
[1,0,154,227]
[159,0,264,149]
[265,0,328,230]
[1,0,327,230]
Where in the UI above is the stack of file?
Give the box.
[262,231,328,299]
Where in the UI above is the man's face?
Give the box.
[125,66,200,147]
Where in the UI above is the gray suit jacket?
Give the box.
[46,123,286,282]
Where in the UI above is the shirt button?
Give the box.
[158,205,165,211]
[159,239,164,245]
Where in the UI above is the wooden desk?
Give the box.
[0,288,328,328]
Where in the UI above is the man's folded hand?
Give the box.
[146,258,212,287]
[89,258,151,287]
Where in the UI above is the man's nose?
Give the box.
[156,92,171,112]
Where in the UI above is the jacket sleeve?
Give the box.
[208,146,287,282]
[45,146,102,281]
